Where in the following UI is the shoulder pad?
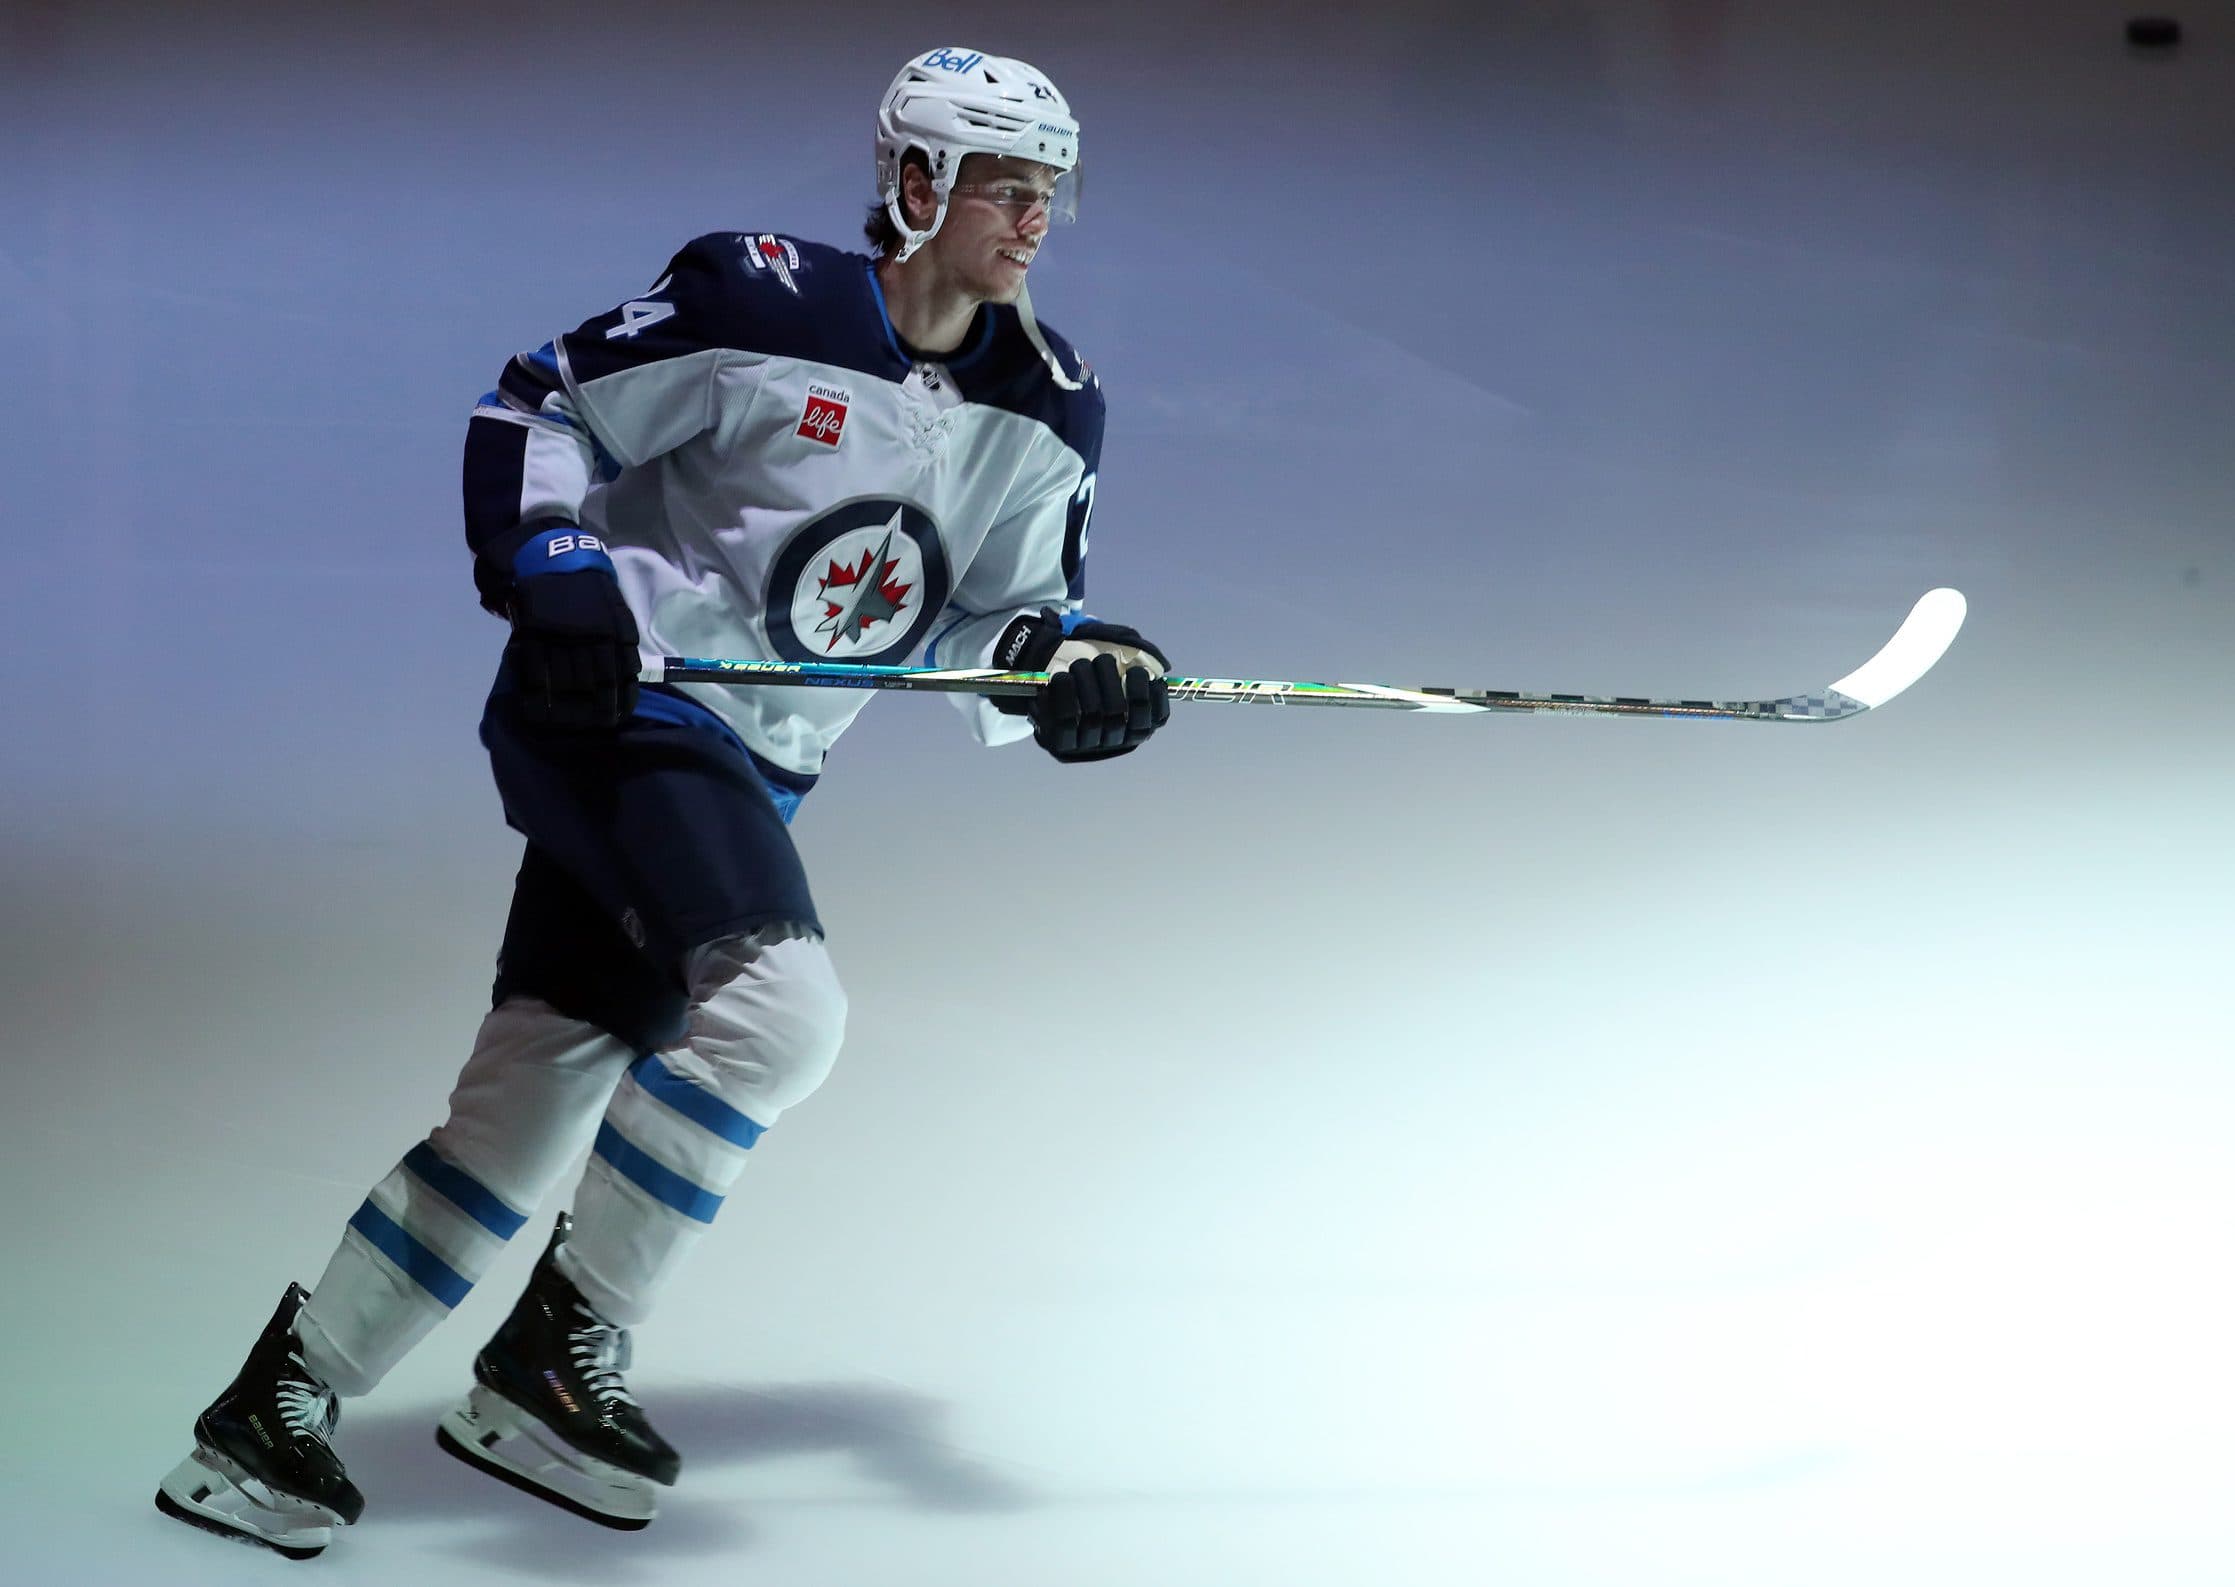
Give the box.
[708,232,811,297]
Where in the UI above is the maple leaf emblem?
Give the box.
[814,525,913,651]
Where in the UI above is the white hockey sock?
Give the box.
[297,998,633,1395]
[559,931,846,1326]
[559,1049,766,1326]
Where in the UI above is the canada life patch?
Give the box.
[797,383,849,447]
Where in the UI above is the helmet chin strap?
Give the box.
[1015,281,1084,393]
[888,191,950,264]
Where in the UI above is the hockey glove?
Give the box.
[501,527,641,730]
[993,610,1172,763]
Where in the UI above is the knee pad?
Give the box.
[677,926,848,1126]
[564,927,844,1320]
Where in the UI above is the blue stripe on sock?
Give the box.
[402,1142,529,1239]
[592,1122,725,1224]
[628,1055,767,1150]
[348,1200,472,1309]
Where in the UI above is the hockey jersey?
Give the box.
[463,231,1102,786]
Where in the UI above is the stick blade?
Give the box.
[1825,587,1967,710]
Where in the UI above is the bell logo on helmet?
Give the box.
[922,48,984,73]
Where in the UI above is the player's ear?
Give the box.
[900,158,938,230]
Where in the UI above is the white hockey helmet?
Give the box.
[876,47,1081,263]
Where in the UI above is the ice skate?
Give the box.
[436,1214,678,1529]
[154,1283,364,1560]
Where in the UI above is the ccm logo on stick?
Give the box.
[797,384,850,447]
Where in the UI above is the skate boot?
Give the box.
[154,1282,364,1560]
[436,1214,679,1529]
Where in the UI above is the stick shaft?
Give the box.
[647,587,1966,726]
[652,658,1818,721]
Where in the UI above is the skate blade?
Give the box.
[155,1449,338,1560]
[437,1384,657,1529]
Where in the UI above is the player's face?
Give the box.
[935,155,1058,305]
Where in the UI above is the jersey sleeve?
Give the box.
[920,380,1103,746]
[460,234,760,610]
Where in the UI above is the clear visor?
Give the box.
[946,160,1082,226]
[1048,162,1082,225]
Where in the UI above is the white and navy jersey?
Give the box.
[463,232,1102,783]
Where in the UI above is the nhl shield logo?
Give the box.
[763,498,951,664]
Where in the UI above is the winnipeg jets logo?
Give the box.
[813,526,913,650]
[764,498,951,665]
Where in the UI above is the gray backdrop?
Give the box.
[5,2,2232,1582]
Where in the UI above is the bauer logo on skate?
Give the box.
[797,385,850,447]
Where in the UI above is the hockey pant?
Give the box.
[293,928,845,1398]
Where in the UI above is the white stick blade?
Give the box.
[1826,587,1967,709]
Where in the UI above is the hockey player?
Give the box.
[156,48,1169,1558]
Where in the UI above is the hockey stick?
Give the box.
[649,587,1966,724]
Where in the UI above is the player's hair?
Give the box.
[863,150,933,257]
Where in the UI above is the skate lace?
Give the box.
[276,1350,340,1443]
[567,1304,639,1408]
